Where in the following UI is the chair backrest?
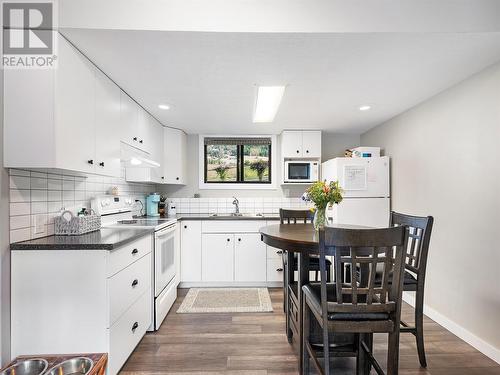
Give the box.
[390,211,433,276]
[318,226,408,317]
[279,208,313,224]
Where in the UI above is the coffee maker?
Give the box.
[146,193,160,217]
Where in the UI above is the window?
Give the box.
[204,137,271,184]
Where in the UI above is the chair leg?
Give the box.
[315,270,319,281]
[415,286,427,367]
[301,298,311,375]
[387,330,400,375]
[356,333,373,375]
[326,266,331,283]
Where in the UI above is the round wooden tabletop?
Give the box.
[259,223,370,253]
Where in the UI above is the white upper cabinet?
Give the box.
[162,127,187,184]
[119,91,138,147]
[148,116,164,183]
[55,36,96,174]
[281,130,321,159]
[95,70,122,177]
[301,131,322,158]
[136,109,152,154]
[281,131,303,158]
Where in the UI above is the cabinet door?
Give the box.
[234,233,267,282]
[180,221,202,282]
[163,127,186,184]
[120,91,138,147]
[136,109,151,153]
[281,131,303,158]
[302,131,322,158]
[55,36,96,173]
[148,116,164,183]
[95,70,121,177]
[202,234,234,282]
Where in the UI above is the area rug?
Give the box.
[176,287,273,313]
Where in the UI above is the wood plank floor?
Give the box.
[121,288,500,374]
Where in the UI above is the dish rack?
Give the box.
[55,210,101,235]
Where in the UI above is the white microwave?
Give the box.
[284,160,320,183]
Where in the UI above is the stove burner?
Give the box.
[118,220,138,224]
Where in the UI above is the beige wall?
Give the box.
[164,133,359,198]
[361,62,500,358]
[0,63,11,364]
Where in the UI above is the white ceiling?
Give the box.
[62,29,500,134]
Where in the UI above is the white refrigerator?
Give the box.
[322,156,390,228]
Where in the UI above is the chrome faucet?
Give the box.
[232,196,240,215]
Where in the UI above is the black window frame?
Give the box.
[204,142,272,184]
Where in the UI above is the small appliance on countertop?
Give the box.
[91,195,178,331]
[146,193,160,217]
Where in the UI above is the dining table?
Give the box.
[259,222,371,374]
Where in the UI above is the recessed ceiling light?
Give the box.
[158,104,170,110]
[253,86,286,123]
[359,105,371,111]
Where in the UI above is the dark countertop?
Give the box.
[177,213,280,221]
[10,227,154,251]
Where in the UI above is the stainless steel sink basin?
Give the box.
[45,358,93,375]
[0,359,48,375]
[210,213,264,218]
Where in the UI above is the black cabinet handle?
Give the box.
[227,238,230,242]
[99,162,105,167]
[276,250,283,254]
[131,279,139,287]
[176,177,179,180]
[139,140,143,144]
[296,150,299,153]
[161,176,164,180]
[131,322,139,332]
[133,137,138,141]
[87,159,94,165]
[184,225,187,229]
[238,238,241,242]
[131,248,138,255]
[276,268,284,272]
[306,150,309,153]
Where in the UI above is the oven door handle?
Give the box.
[156,225,176,238]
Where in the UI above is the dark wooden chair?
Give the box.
[279,209,332,343]
[302,226,408,375]
[386,211,434,367]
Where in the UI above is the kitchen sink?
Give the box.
[210,213,265,218]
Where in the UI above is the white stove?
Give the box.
[91,195,179,331]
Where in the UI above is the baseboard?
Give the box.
[402,292,500,364]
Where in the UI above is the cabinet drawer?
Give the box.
[202,220,264,233]
[267,246,284,260]
[108,289,151,375]
[108,253,151,326]
[107,235,152,277]
[267,258,284,282]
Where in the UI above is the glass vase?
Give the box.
[313,207,327,230]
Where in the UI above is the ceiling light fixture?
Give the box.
[359,105,371,111]
[158,104,170,110]
[253,86,286,123]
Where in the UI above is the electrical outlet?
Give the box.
[34,215,46,234]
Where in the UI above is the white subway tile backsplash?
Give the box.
[10,215,31,230]
[8,167,155,244]
[10,176,30,189]
[9,189,30,203]
[10,202,31,216]
[30,177,48,190]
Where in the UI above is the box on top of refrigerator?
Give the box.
[350,147,381,158]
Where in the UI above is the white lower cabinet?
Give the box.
[202,233,234,282]
[180,221,202,282]
[234,233,267,282]
[11,235,153,375]
[180,220,282,286]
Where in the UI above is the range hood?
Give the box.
[121,142,160,168]
[121,143,161,183]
